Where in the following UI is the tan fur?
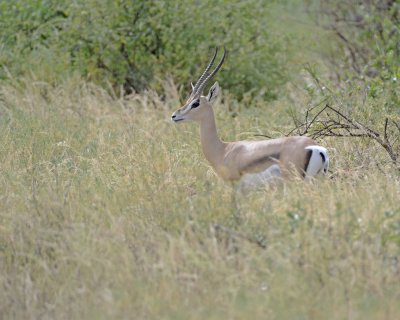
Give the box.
[172,90,318,181]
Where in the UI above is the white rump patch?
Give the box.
[239,164,282,191]
[305,145,329,179]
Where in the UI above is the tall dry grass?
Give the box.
[0,79,399,319]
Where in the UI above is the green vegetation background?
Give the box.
[0,0,399,319]
[0,0,289,100]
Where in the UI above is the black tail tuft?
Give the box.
[320,152,326,163]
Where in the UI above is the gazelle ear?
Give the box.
[207,82,220,104]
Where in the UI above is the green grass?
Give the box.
[0,79,399,319]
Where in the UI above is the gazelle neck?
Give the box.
[199,107,226,167]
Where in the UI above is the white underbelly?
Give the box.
[239,164,282,190]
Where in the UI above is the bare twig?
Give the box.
[211,224,266,249]
[306,104,329,133]
[393,120,400,135]
[285,98,329,137]
[288,103,399,165]
[331,25,361,73]
[384,117,389,144]
[286,123,303,137]
[253,134,273,139]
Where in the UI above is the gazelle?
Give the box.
[171,48,329,188]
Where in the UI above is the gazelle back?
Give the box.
[172,47,329,187]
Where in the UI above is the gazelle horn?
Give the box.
[191,47,218,96]
[194,47,226,96]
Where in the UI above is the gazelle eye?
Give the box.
[191,100,200,109]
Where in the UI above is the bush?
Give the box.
[307,0,399,109]
[285,1,400,167]
[0,0,287,100]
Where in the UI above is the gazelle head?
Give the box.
[171,47,226,123]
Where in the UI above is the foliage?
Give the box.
[0,1,399,318]
[0,0,287,100]
[282,1,400,168]
[308,0,399,78]
[306,0,399,108]
[0,80,399,319]
[287,63,400,168]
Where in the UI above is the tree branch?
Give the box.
[288,103,399,165]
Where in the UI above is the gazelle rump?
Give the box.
[171,48,329,187]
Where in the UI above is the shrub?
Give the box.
[307,0,399,109]
[0,0,287,100]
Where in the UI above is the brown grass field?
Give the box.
[0,78,399,319]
